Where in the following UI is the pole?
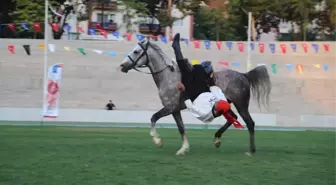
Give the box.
[247,12,252,72]
[41,0,49,123]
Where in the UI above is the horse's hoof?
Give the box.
[245,152,252,156]
[152,137,163,148]
[214,138,221,148]
[176,150,185,156]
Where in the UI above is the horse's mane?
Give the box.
[148,41,176,67]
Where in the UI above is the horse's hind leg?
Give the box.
[172,111,189,155]
[150,107,172,148]
[237,108,256,154]
[213,109,238,148]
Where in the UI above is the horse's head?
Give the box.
[119,38,151,73]
[119,38,174,74]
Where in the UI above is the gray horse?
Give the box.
[119,38,271,155]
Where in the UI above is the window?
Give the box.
[97,13,109,22]
[173,19,183,26]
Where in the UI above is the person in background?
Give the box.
[105,100,115,110]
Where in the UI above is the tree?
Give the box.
[315,0,336,40]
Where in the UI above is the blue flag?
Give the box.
[226,42,232,50]
[64,25,71,33]
[269,43,276,53]
[21,23,29,30]
[232,62,240,66]
[323,64,328,72]
[160,36,167,44]
[136,34,145,41]
[108,51,117,56]
[290,43,297,52]
[250,43,255,51]
[312,44,319,53]
[204,40,210,49]
[184,39,189,46]
[89,28,96,35]
[113,31,119,38]
[285,64,293,71]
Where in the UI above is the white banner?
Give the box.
[43,63,63,118]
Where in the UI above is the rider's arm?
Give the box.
[184,99,208,117]
[210,86,227,101]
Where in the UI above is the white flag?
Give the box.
[48,44,55,52]
[93,49,103,54]
[43,63,63,118]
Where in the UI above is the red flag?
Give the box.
[216,41,222,50]
[323,44,329,52]
[8,24,15,31]
[98,29,107,38]
[258,43,265,53]
[237,42,244,52]
[51,23,58,32]
[280,43,287,54]
[125,33,132,41]
[8,45,15,54]
[76,26,84,33]
[33,22,41,32]
[220,61,228,66]
[302,43,308,53]
[193,40,200,49]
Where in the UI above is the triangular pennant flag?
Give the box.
[191,60,199,65]
[312,43,319,53]
[204,40,210,49]
[38,44,44,50]
[64,46,70,52]
[23,45,30,55]
[226,42,232,50]
[93,50,103,54]
[64,25,71,33]
[33,22,41,32]
[285,64,293,71]
[77,48,86,55]
[323,44,329,52]
[113,31,119,38]
[220,61,228,66]
[269,43,276,53]
[125,33,132,41]
[8,24,15,32]
[89,28,96,35]
[296,64,303,75]
[290,43,297,52]
[51,23,58,32]
[301,43,308,53]
[184,39,189,46]
[48,44,55,52]
[232,62,240,66]
[108,51,117,56]
[280,43,287,54]
[248,63,252,69]
[258,43,265,53]
[8,45,15,54]
[271,64,277,74]
[21,23,29,31]
[76,25,84,33]
[216,41,221,50]
[160,36,167,44]
[237,42,244,52]
[193,40,200,49]
[314,64,321,69]
[136,34,145,41]
[323,64,329,72]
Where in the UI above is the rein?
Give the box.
[127,41,173,75]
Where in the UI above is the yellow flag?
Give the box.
[314,64,321,69]
[191,60,199,65]
[64,46,70,52]
[248,63,252,69]
[38,44,44,50]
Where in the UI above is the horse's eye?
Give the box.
[134,50,139,54]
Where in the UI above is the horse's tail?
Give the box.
[244,65,272,110]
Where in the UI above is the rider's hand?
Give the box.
[177,82,185,92]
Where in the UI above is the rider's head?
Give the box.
[200,61,214,77]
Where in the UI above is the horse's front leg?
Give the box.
[172,111,190,156]
[150,107,172,148]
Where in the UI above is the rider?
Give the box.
[172,33,243,128]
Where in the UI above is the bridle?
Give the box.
[127,40,174,75]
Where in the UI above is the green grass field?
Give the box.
[0,126,335,185]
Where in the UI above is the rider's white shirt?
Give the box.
[184,86,227,123]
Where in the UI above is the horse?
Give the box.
[119,38,272,155]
